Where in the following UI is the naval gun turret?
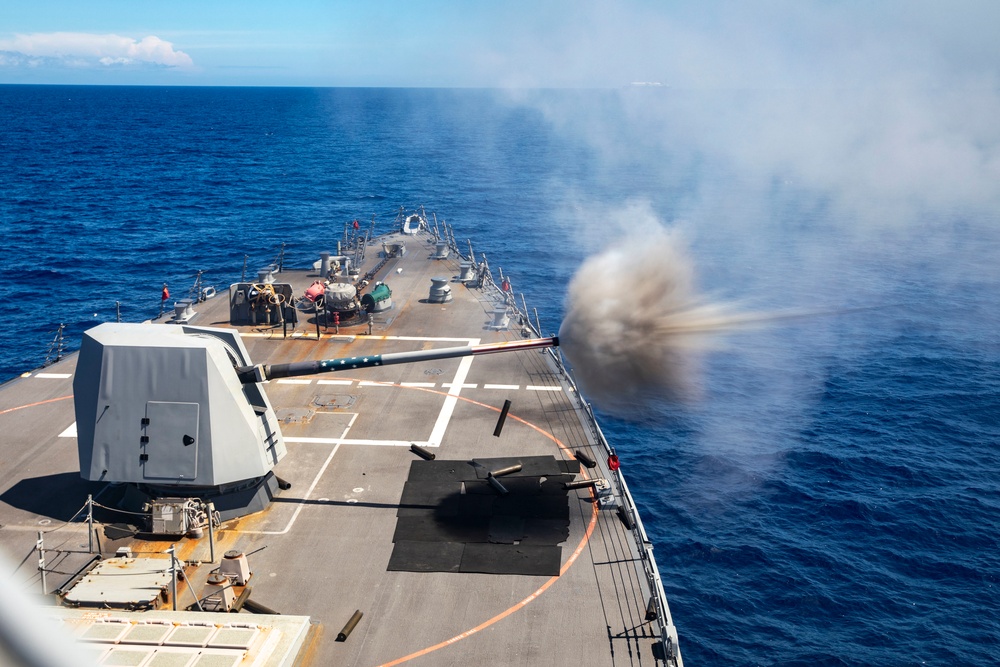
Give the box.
[74,323,287,520]
[73,322,558,522]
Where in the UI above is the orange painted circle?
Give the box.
[368,383,601,667]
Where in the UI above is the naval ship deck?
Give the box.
[0,224,681,666]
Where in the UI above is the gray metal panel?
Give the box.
[144,401,199,480]
[63,558,172,607]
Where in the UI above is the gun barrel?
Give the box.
[236,336,558,383]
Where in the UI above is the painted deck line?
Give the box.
[526,385,563,391]
[317,379,353,385]
[245,440,342,535]
[59,422,77,438]
[359,380,395,387]
[283,437,431,447]
[277,379,312,385]
[427,339,479,446]
[243,415,357,536]
[35,373,72,379]
[400,382,436,388]
[372,335,482,343]
[241,332,479,342]
[482,384,520,390]
[239,331,318,339]
[441,383,478,389]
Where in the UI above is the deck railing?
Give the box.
[467,240,682,665]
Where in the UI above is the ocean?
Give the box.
[1,85,998,666]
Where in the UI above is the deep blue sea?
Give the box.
[1,85,998,666]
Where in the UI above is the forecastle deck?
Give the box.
[0,224,682,666]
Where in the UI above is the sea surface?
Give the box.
[1,85,998,666]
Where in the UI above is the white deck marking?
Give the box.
[526,385,563,391]
[283,437,434,447]
[260,336,480,449]
[59,422,77,438]
[428,341,479,446]
[276,379,312,384]
[35,373,72,379]
[374,335,482,343]
[244,419,354,536]
[240,332,471,342]
[483,384,520,390]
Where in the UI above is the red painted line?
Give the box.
[0,394,73,416]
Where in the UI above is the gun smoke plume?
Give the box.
[559,227,786,416]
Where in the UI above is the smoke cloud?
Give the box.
[493,1,1000,238]
[559,224,747,414]
[512,1,1000,430]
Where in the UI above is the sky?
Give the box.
[1,1,996,89]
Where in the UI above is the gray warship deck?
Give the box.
[0,226,681,666]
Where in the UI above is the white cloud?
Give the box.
[0,32,193,69]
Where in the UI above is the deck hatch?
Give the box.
[143,401,199,480]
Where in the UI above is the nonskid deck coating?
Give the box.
[0,227,679,666]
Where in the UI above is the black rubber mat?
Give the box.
[520,518,571,545]
[559,459,582,475]
[405,460,478,483]
[388,457,573,576]
[398,480,460,506]
[387,540,464,572]
[487,515,525,544]
[392,510,489,543]
[459,544,562,576]
[494,495,568,519]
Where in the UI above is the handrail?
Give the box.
[468,233,681,663]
